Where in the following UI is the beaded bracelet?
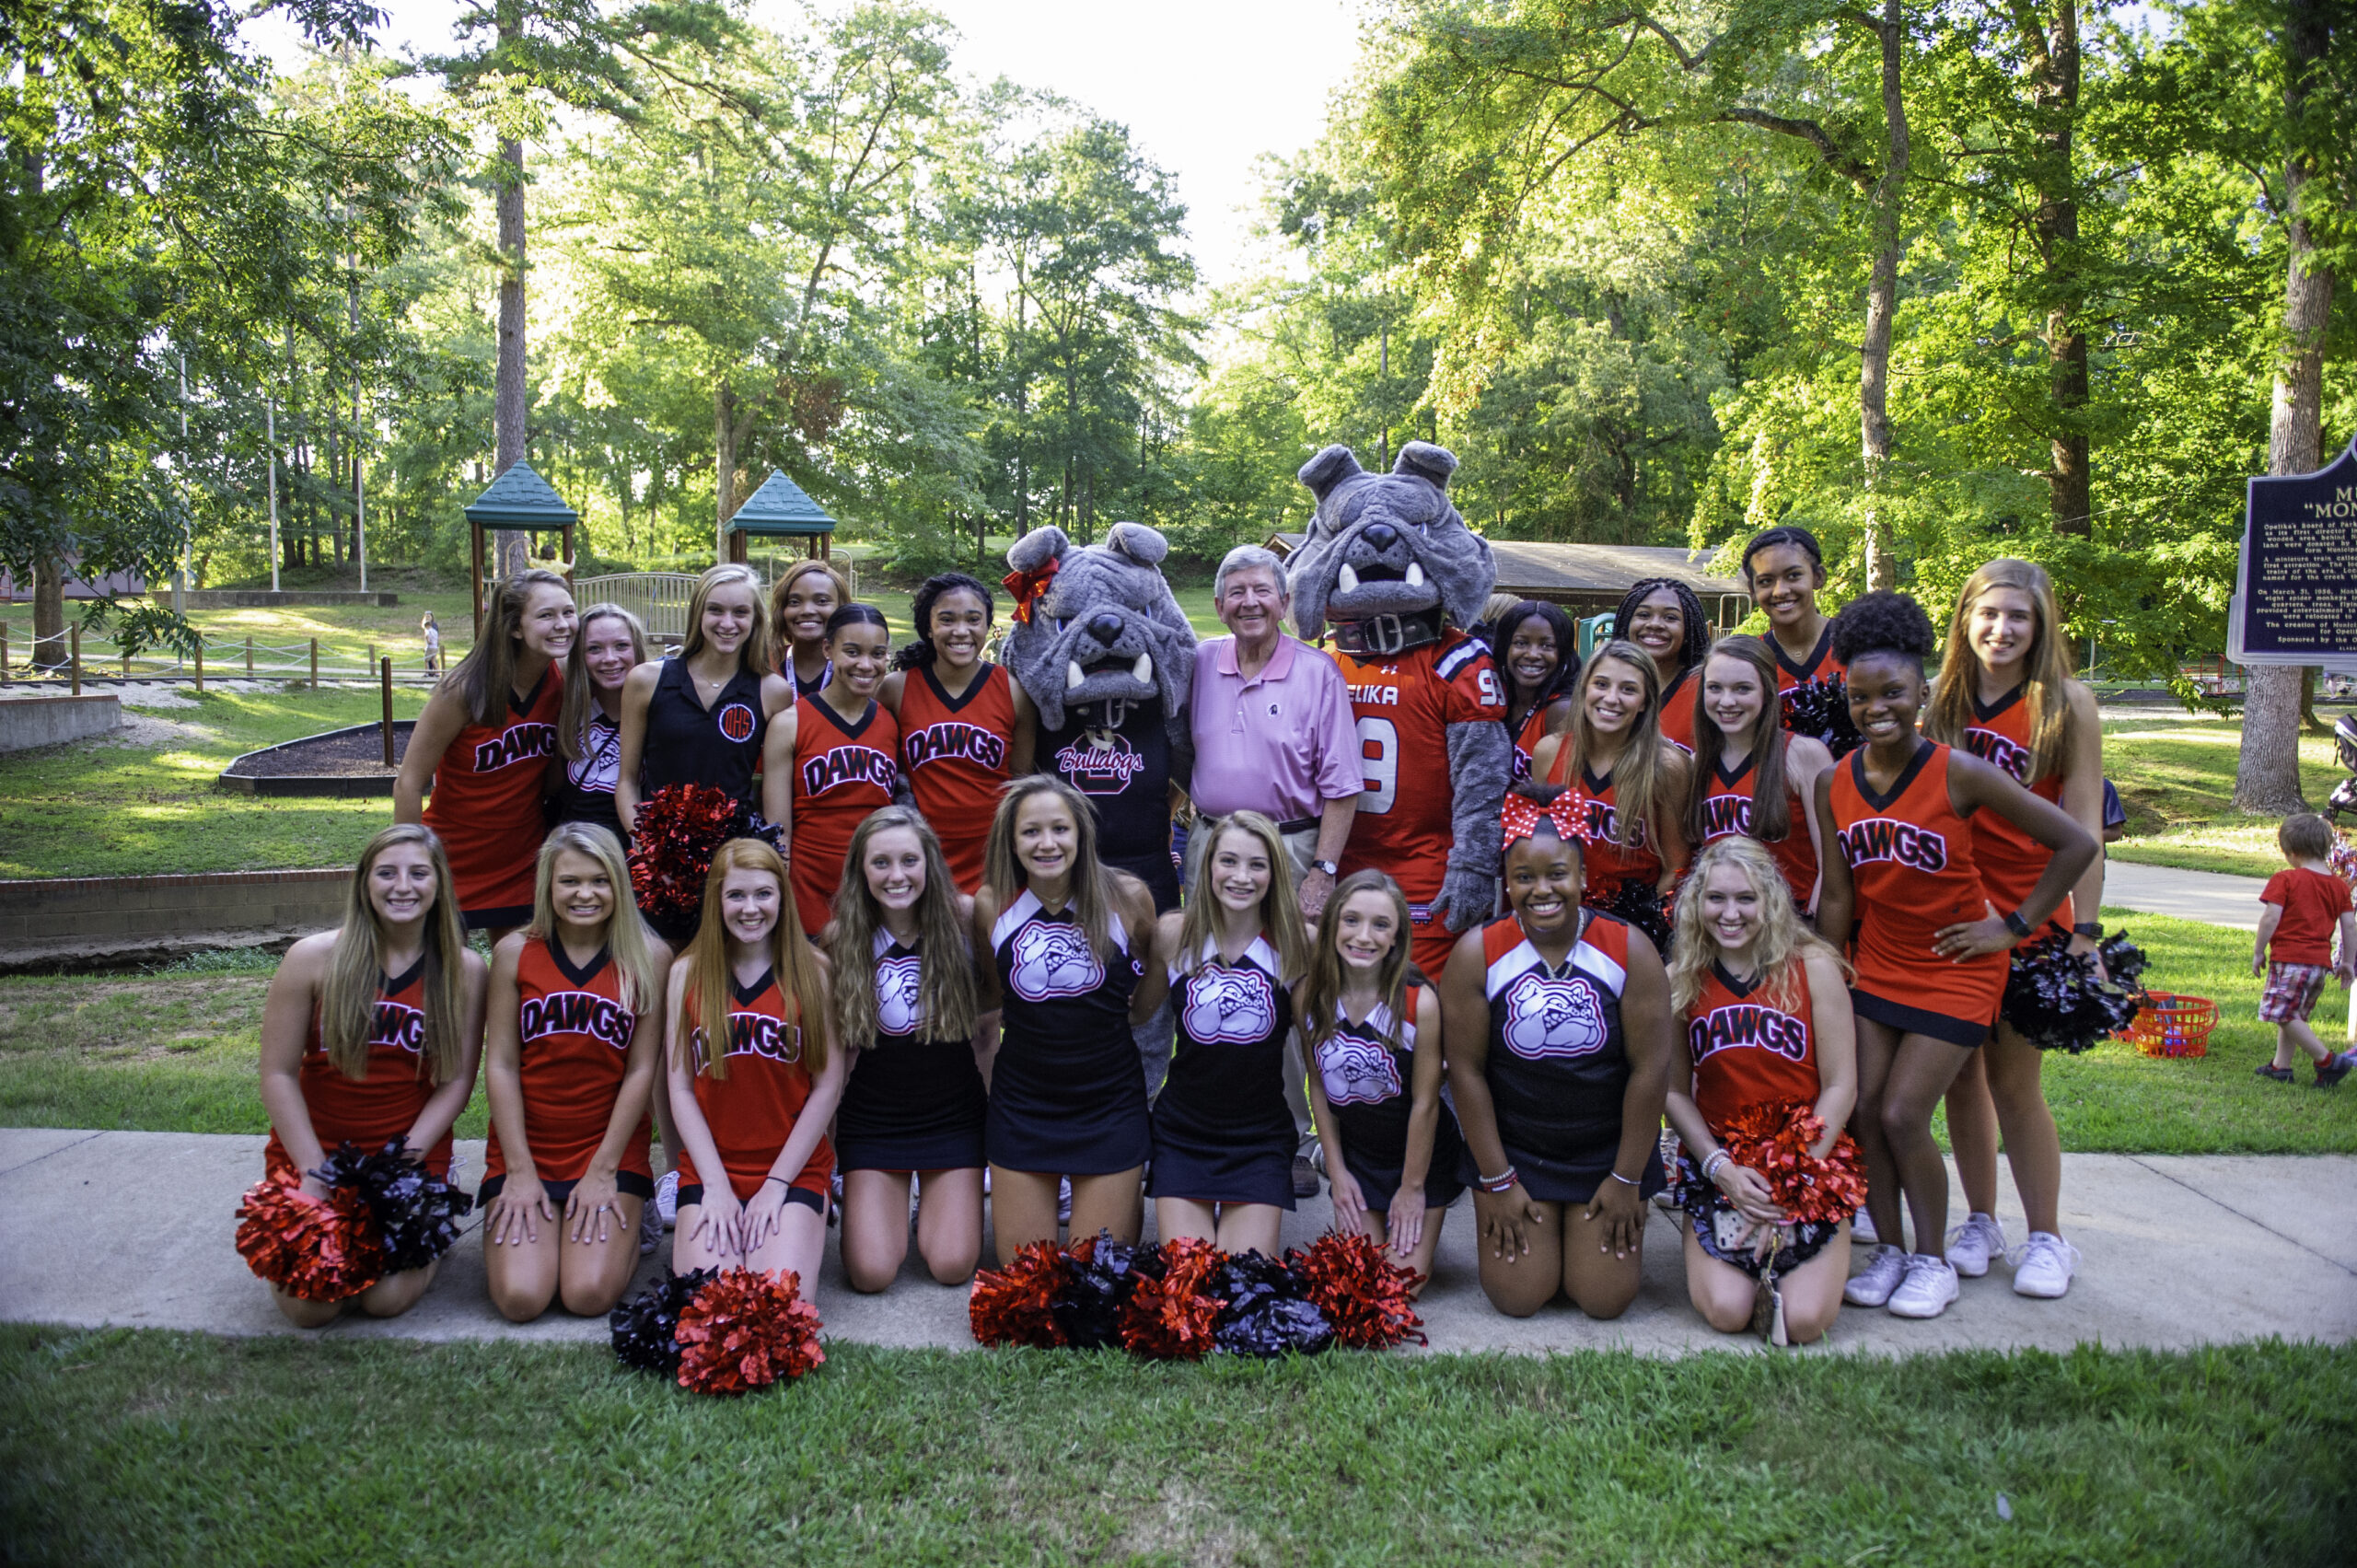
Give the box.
[1701,1149,1732,1182]
[1476,1167,1519,1194]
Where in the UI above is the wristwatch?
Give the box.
[1310,859,1340,877]
[2072,921,2101,939]
[2002,909,2033,939]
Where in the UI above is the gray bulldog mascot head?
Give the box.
[1287,441,1494,653]
[1001,520,1196,732]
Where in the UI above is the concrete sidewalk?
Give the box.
[3,1129,2350,1355]
[2103,859,2268,930]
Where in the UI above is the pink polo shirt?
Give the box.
[1189,634,1363,823]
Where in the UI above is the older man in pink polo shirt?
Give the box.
[1190,543,1361,920]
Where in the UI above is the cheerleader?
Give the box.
[1443,796,1673,1319]
[549,604,646,846]
[971,775,1164,1261]
[1529,639,1692,936]
[1301,869,1465,1286]
[480,824,668,1321]
[1144,810,1311,1257]
[1685,635,1832,912]
[1813,592,2095,1320]
[666,838,845,1291]
[615,563,794,843]
[1664,836,1858,1343]
[1923,560,2107,1298]
[1611,577,1711,757]
[770,558,850,699]
[826,807,987,1292]
[255,825,487,1326]
[1487,599,1580,781]
[882,573,1038,892]
[1737,524,1855,752]
[764,604,900,939]
[397,568,575,936]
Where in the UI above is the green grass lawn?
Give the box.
[3,911,2348,1156]
[0,688,427,878]
[0,1327,2348,1567]
[2102,713,2345,878]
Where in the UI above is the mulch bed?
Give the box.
[226,726,411,778]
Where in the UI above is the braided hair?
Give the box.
[1609,578,1711,675]
[892,573,995,671]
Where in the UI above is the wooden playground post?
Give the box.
[380,657,396,766]
[193,642,203,693]
[69,624,80,694]
[309,638,319,688]
[244,634,254,675]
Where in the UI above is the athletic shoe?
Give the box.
[1843,1244,1908,1307]
[1887,1253,1961,1319]
[1292,1155,1321,1200]
[2316,1052,2354,1088]
[654,1168,679,1231]
[2255,1063,2296,1083]
[2010,1232,2080,1299]
[1057,1176,1072,1225]
[1852,1208,1878,1245]
[1945,1212,2006,1278]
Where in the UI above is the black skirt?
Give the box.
[834,1034,987,1173]
[1339,1101,1469,1215]
[1675,1153,1842,1279]
[1145,1094,1295,1209]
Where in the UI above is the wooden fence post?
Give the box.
[380,657,396,767]
[192,641,203,693]
[244,634,254,676]
[2,620,9,676]
[69,623,80,695]
[309,638,319,689]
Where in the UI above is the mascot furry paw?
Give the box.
[1003,521,1198,911]
[1288,443,1509,973]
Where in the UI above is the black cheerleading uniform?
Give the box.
[1469,911,1665,1204]
[639,656,770,807]
[984,888,1148,1173]
[1040,697,1180,912]
[552,709,625,845]
[1311,986,1467,1214]
[1147,936,1298,1209]
[835,930,988,1173]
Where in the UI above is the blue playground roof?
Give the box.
[462,462,579,529]
[727,470,837,537]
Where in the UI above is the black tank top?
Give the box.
[552,710,624,843]
[1041,697,1177,912]
[640,656,769,805]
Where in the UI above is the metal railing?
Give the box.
[574,573,701,643]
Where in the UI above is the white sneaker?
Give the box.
[1887,1253,1961,1318]
[1843,1243,1908,1307]
[1057,1176,1073,1225]
[1852,1208,1878,1245]
[2009,1232,2080,1298]
[1945,1212,2006,1278]
[654,1168,679,1231]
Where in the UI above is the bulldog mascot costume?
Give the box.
[1287,442,1510,976]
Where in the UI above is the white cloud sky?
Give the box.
[243,0,1369,291]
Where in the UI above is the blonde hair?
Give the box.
[1925,558,2078,785]
[558,602,648,763]
[447,568,573,726]
[1297,869,1416,1058]
[1551,638,1687,849]
[1174,811,1308,983]
[319,825,470,1085]
[827,807,977,1051]
[679,839,829,1081]
[983,775,1120,962]
[1666,836,1847,1015]
[527,823,664,1016]
[679,563,773,676]
[770,559,851,653]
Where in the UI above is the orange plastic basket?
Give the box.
[2120,992,2216,1059]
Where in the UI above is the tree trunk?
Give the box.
[1858,0,1910,592]
[2233,0,2335,814]
[2027,1,2092,536]
[714,377,740,561]
[30,553,65,668]
[491,55,530,582]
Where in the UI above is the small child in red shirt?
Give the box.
[2253,813,2356,1086]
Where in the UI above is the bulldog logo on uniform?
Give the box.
[1180,966,1277,1045]
[1317,1036,1402,1106]
[716,703,758,744]
[875,954,924,1037]
[1007,920,1105,1001]
[1501,974,1607,1060]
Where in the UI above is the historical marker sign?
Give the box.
[2228,436,2357,673]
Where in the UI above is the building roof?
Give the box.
[1261,534,1745,602]
[726,470,837,537]
[461,462,578,529]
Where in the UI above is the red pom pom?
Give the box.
[627,784,751,929]
[1291,1230,1427,1349]
[672,1268,825,1396]
[234,1171,383,1301]
[1120,1237,1227,1360]
[968,1241,1072,1348]
[1714,1099,1866,1227]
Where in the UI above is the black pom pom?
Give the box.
[1780,677,1863,758]
[313,1139,473,1273]
[2098,932,2150,991]
[610,1267,718,1374]
[2001,932,2145,1052]
[1055,1230,1142,1350]
[1212,1251,1333,1358]
[1592,877,1674,956]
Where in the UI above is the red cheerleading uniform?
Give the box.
[1656,667,1699,757]
[1956,685,2072,933]
[1828,740,2006,1046]
[897,662,1015,892]
[1335,628,1509,976]
[1685,959,1821,1132]
[264,958,452,1179]
[677,967,833,1203]
[1771,624,1844,704]
[1696,746,1819,907]
[1543,745,1662,899]
[484,940,653,1190]
[789,696,900,938]
[423,667,562,926]
[1510,702,1555,783]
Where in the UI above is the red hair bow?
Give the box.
[1502,792,1585,847]
[1002,557,1060,625]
